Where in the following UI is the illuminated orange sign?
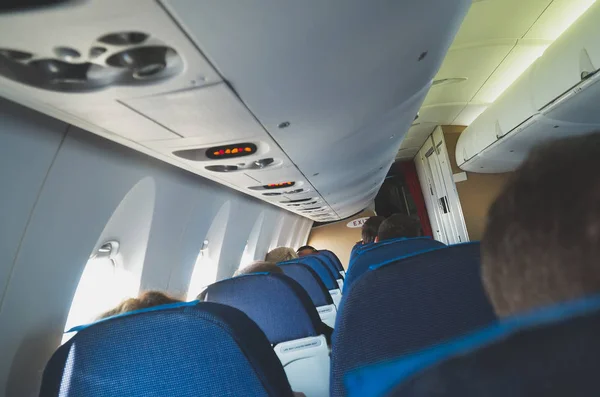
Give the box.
[206,143,257,159]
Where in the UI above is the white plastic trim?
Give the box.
[317,304,337,328]
[274,335,330,397]
[329,289,342,308]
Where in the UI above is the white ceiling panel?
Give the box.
[123,83,264,141]
[396,147,420,160]
[401,0,597,154]
[472,39,550,103]
[399,124,437,149]
[62,100,181,141]
[524,0,597,40]
[453,103,489,126]
[423,42,515,106]
[453,0,552,46]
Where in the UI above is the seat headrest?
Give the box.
[330,242,497,397]
[205,273,323,344]
[279,263,334,307]
[344,237,446,290]
[280,256,339,290]
[40,302,293,397]
[347,296,600,397]
[319,250,344,272]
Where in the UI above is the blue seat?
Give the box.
[319,250,345,275]
[345,296,600,397]
[281,257,338,290]
[349,242,366,263]
[280,256,342,307]
[311,253,344,284]
[330,242,497,397]
[344,237,446,291]
[205,273,331,397]
[39,301,294,397]
[205,273,322,344]
[278,263,333,307]
[279,263,337,328]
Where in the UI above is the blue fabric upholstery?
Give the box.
[280,256,339,290]
[205,273,323,344]
[311,253,343,280]
[279,263,334,307]
[344,237,446,291]
[345,295,600,397]
[319,250,345,273]
[39,302,294,397]
[330,242,497,397]
[349,242,369,266]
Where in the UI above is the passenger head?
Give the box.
[265,247,298,263]
[361,216,385,244]
[98,291,182,320]
[482,133,600,318]
[297,245,318,257]
[234,260,283,276]
[376,214,422,242]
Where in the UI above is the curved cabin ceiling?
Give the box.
[0,0,471,221]
[399,0,597,161]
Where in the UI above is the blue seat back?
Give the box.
[349,242,366,263]
[40,302,293,397]
[344,237,446,290]
[205,273,323,344]
[311,253,343,280]
[330,242,497,397]
[278,263,333,307]
[346,296,600,397]
[319,250,344,273]
[281,256,339,290]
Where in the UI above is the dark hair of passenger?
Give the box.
[482,133,600,318]
[234,260,283,276]
[97,291,182,320]
[361,216,385,244]
[377,214,422,242]
[297,245,318,257]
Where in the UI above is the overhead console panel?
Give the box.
[456,1,600,173]
[0,0,470,221]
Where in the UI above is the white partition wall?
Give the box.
[415,127,469,245]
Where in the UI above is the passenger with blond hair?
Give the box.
[98,291,182,319]
[265,247,298,263]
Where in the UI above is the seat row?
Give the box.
[40,239,497,397]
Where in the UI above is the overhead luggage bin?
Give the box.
[456,1,600,173]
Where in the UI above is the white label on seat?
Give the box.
[329,289,342,308]
[317,304,337,328]
[317,306,333,314]
[280,338,323,354]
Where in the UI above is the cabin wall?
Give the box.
[0,97,311,397]
[442,125,512,240]
[307,210,376,268]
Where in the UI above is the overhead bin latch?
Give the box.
[494,120,504,140]
[580,48,597,81]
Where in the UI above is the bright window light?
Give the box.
[239,241,254,270]
[187,241,218,300]
[62,254,138,343]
